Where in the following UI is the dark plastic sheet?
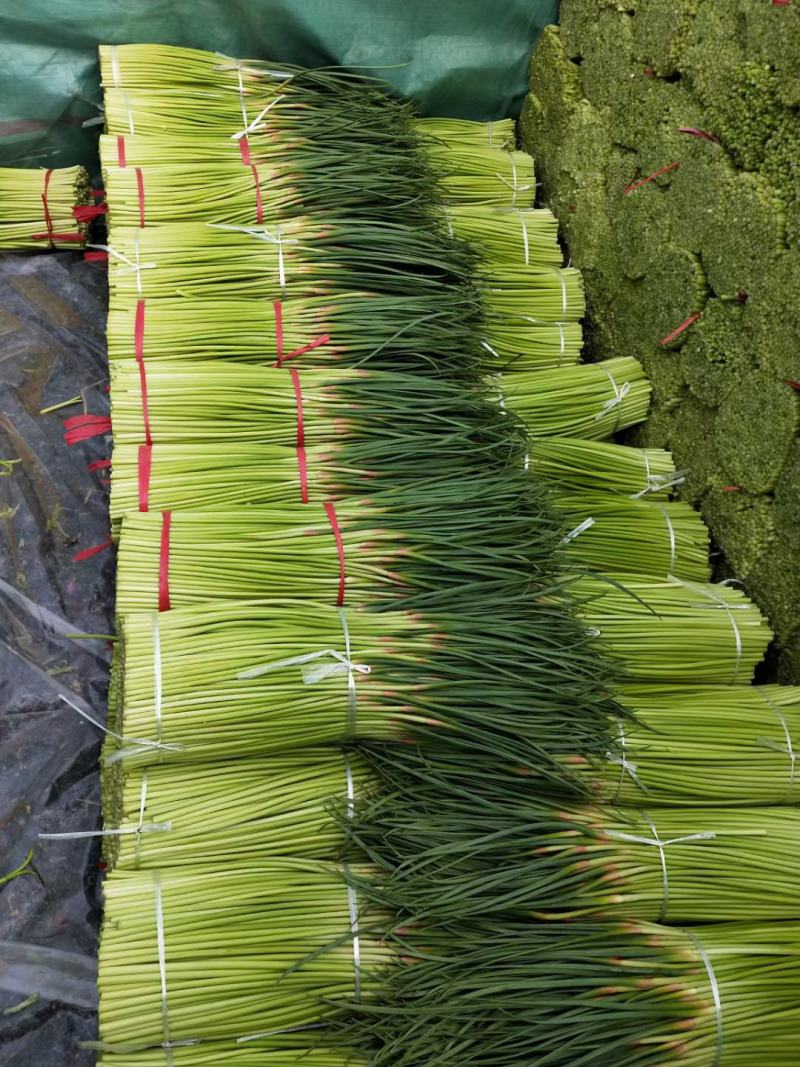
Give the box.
[0,250,111,1063]
[0,0,558,167]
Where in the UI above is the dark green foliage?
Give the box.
[679,298,757,406]
[631,0,697,77]
[525,12,800,678]
[701,487,776,577]
[713,372,799,494]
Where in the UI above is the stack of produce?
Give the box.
[0,165,91,248]
[332,111,800,1067]
[79,43,622,1067]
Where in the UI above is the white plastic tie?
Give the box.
[153,872,174,1066]
[231,95,285,140]
[656,503,677,573]
[59,694,182,759]
[208,223,298,293]
[605,812,715,922]
[607,720,649,801]
[517,209,530,265]
[686,932,724,1067]
[110,46,121,88]
[596,370,630,429]
[237,609,369,735]
[757,688,797,801]
[87,242,156,293]
[560,516,595,545]
[343,753,362,999]
[671,577,744,684]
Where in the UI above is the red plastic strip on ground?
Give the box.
[88,459,111,471]
[63,414,112,444]
[73,539,113,562]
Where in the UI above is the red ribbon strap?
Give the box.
[324,502,346,606]
[659,312,702,346]
[73,539,113,562]
[138,444,152,511]
[273,300,331,367]
[63,414,112,444]
[135,166,145,227]
[84,250,110,262]
[41,169,54,243]
[73,203,108,222]
[289,368,309,503]
[158,510,172,611]
[88,458,111,471]
[134,298,152,445]
[117,135,127,168]
[239,137,252,166]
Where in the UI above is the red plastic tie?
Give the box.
[135,167,145,227]
[239,136,252,165]
[158,510,172,611]
[659,312,702,347]
[116,135,127,168]
[134,299,152,445]
[773,1,790,7]
[84,250,109,263]
[722,485,742,492]
[63,414,112,445]
[73,203,108,222]
[41,168,54,244]
[289,368,309,503]
[784,379,800,391]
[678,126,721,145]
[88,458,111,472]
[624,162,680,194]
[251,163,264,224]
[31,231,85,243]
[90,187,105,198]
[273,299,331,366]
[138,444,152,511]
[324,501,346,606]
[73,539,113,562]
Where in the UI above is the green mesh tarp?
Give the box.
[0,0,558,167]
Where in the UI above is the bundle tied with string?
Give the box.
[114,473,566,614]
[556,491,710,580]
[500,357,652,440]
[573,573,772,683]
[97,860,387,1051]
[348,788,800,923]
[0,166,91,249]
[104,290,483,375]
[416,117,516,150]
[575,683,800,807]
[43,749,370,871]
[529,437,680,496]
[107,597,617,781]
[357,919,798,1067]
[423,142,536,207]
[98,219,476,301]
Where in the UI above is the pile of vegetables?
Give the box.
[0,165,91,248]
[20,32,797,1067]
